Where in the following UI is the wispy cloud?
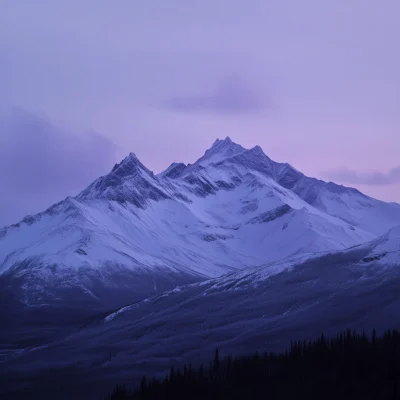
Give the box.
[323,166,400,185]
[165,78,268,115]
[0,107,117,227]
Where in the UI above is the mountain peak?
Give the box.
[77,151,156,202]
[248,145,264,156]
[212,136,233,147]
[111,152,149,175]
[195,137,246,167]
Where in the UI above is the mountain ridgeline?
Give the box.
[1,136,399,309]
[1,134,400,400]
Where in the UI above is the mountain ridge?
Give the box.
[3,224,399,400]
[1,136,399,308]
[2,135,395,232]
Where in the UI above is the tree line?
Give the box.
[106,328,400,399]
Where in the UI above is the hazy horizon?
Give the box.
[1,0,399,226]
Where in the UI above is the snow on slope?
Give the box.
[3,226,400,399]
[359,225,400,266]
[194,136,246,167]
[103,223,400,323]
[1,136,399,305]
[214,223,400,294]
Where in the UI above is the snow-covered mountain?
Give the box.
[3,226,399,399]
[1,136,399,306]
[102,223,400,325]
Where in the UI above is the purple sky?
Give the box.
[1,0,399,226]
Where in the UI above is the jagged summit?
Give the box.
[37,137,400,223]
[111,152,150,174]
[124,152,139,162]
[157,137,245,178]
[83,151,153,193]
[195,136,246,167]
[1,132,400,310]
[212,136,233,147]
[76,151,168,206]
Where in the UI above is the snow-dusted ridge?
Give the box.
[3,223,400,398]
[103,224,400,324]
[1,135,400,306]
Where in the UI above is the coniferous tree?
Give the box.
[107,328,400,400]
[214,348,220,375]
